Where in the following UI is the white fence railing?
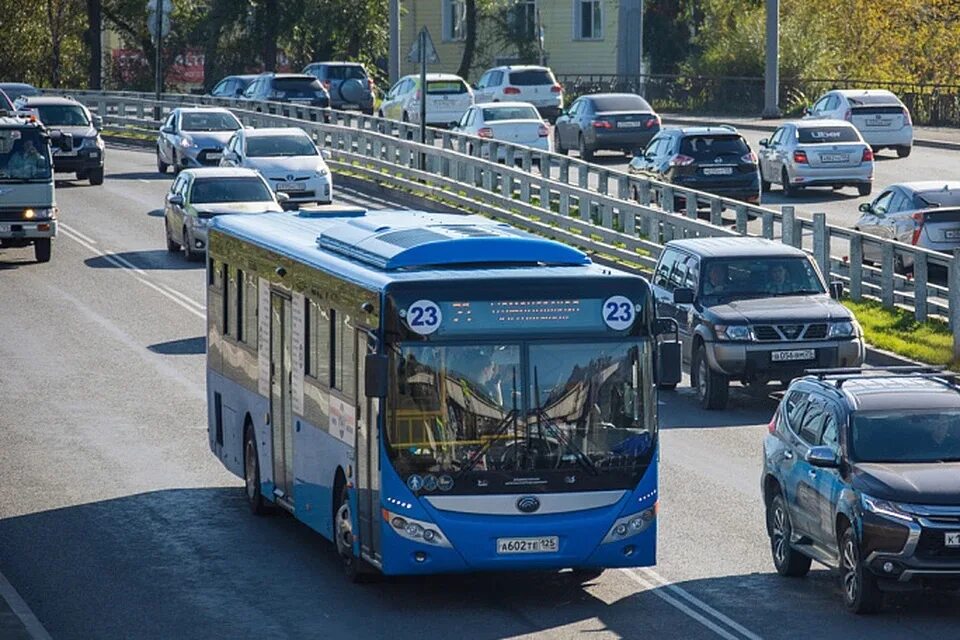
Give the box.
[52,89,960,358]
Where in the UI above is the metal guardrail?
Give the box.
[53,89,960,358]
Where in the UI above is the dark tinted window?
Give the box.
[191,177,274,204]
[591,95,652,112]
[654,248,681,289]
[679,135,748,160]
[799,401,828,444]
[797,126,860,144]
[699,257,825,300]
[427,80,468,95]
[918,189,960,207]
[482,106,539,121]
[181,111,240,131]
[35,105,89,126]
[325,65,367,81]
[270,77,327,97]
[0,89,12,111]
[784,391,810,431]
[508,70,554,86]
[851,409,960,463]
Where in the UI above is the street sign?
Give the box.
[147,0,172,14]
[148,0,172,42]
[407,26,439,64]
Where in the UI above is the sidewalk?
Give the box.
[662,112,960,151]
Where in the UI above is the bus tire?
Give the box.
[244,423,272,516]
[34,239,51,263]
[335,484,376,583]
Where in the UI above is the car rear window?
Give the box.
[192,177,274,204]
[324,65,367,81]
[679,135,749,160]
[427,80,468,95]
[918,190,960,207]
[851,106,903,115]
[181,111,240,131]
[508,70,554,86]
[482,106,540,122]
[591,95,651,112]
[271,77,327,97]
[797,126,860,144]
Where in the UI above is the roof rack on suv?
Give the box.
[803,365,957,388]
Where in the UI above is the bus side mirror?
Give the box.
[656,339,682,387]
[365,354,389,398]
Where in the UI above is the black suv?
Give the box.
[628,125,761,208]
[762,367,960,613]
[651,238,864,409]
[240,73,330,109]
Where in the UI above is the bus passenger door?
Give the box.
[355,330,381,565]
[270,292,294,503]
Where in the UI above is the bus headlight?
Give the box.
[602,504,657,544]
[383,509,452,548]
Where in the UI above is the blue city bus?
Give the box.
[205,206,680,579]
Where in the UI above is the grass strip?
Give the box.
[843,299,957,370]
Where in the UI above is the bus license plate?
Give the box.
[946,532,960,547]
[771,349,815,362]
[278,182,305,191]
[496,536,559,554]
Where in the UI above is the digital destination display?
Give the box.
[427,298,635,335]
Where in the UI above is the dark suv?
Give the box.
[651,238,864,409]
[629,126,761,207]
[762,367,960,613]
[302,62,375,114]
[240,73,330,109]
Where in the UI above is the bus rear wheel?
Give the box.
[244,425,271,516]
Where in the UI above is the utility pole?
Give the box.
[638,0,644,93]
[762,0,780,118]
[389,0,400,84]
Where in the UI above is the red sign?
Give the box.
[110,48,293,88]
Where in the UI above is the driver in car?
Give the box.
[765,263,794,294]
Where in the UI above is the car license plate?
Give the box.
[617,121,642,128]
[944,229,960,240]
[277,181,305,191]
[946,532,960,547]
[820,153,848,163]
[771,349,816,362]
[342,103,359,110]
[206,152,222,160]
[496,536,559,554]
[57,150,77,157]
[702,167,733,176]
[864,118,891,127]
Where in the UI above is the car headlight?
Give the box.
[23,207,56,220]
[316,166,329,177]
[715,324,754,341]
[193,216,208,226]
[827,320,857,338]
[861,494,914,523]
[178,138,194,149]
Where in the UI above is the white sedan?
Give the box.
[220,127,332,207]
[452,102,551,161]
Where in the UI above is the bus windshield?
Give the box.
[0,128,52,182]
[387,340,654,491]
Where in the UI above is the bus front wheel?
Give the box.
[335,485,376,583]
[244,425,271,516]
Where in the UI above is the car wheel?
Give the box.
[34,238,51,263]
[157,148,168,174]
[554,129,567,156]
[335,484,376,583]
[165,219,180,253]
[578,135,593,162]
[896,145,912,158]
[182,226,197,261]
[841,526,883,614]
[857,183,872,197]
[782,168,798,197]
[89,167,104,186]
[768,494,812,577]
[243,423,272,515]
[692,344,728,410]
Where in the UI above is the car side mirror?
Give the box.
[365,354,389,398]
[320,149,332,160]
[656,339,682,388]
[449,121,459,129]
[758,138,768,147]
[275,192,290,203]
[803,106,812,116]
[92,115,103,131]
[829,281,844,300]
[806,445,840,469]
[673,287,695,305]
[167,193,185,206]
[858,202,872,213]
[161,125,173,134]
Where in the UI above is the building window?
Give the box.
[574,0,603,40]
[443,0,467,42]
[513,0,537,39]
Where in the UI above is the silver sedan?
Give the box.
[758,119,874,197]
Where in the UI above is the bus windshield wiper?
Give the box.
[453,367,519,479]
[532,367,600,476]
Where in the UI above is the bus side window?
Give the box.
[329,308,338,389]
[236,268,245,342]
[224,266,237,339]
[305,298,319,378]
[242,271,257,349]
[341,315,355,398]
[221,262,230,337]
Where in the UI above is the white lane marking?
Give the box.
[635,567,764,640]
[622,569,745,640]
[59,225,204,319]
[0,568,53,640]
[138,179,150,184]
[61,224,97,245]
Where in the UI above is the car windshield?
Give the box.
[191,177,274,204]
[1,85,38,102]
[679,135,749,160]
[851,409,960,463]
[699,257,825,301]
[272,77,326,98]
[246,135,317,157]
[0,128,52,182]
[324,65,367,81]
[508,70,554,86]
[918,190,960,207]
[180,112,240,132]
[35,105,89,126]
[482,106,539,122]
[386,341,653,483]
[0,90,12,112]
[798,126,860,144]
[592,95,652,112]
[427,80,468,95]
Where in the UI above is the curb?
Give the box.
[661,115,960,153]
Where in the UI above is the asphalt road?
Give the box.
[1,146,958,639]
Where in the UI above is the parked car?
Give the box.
[156,107,242,174]
[17,96,105,185]
[554,93,660,161]
[758,120,873,197]
[221,127,332,207]
[804,89,913,158]
[164,167,284,261]
[208,74,259,99]
[762,367,960,613]
[378,73,472,126]
[302,61,375,114]
[240,73,330,109]
[0,82,40,105]
[651,237,863,409]
[472,65,563,122]
[0,88,13,112]
[629,126,761,208]
[854,181,960,272]
[452,102,550,160]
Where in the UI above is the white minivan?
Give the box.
[804,89,913,158]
